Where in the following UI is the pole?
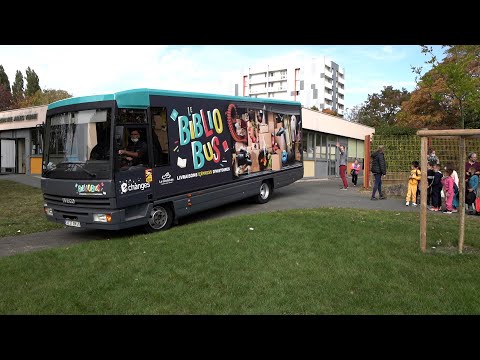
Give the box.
[364,135,370,190]
[420,136,428,253]
[458,137,466,253]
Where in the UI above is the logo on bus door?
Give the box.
[118,169,152,195]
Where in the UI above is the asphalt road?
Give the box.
[0,174,422,258]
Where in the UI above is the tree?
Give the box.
[12,70,24,105]
[310,105,319,111]
[397,72,459,129]
[357,86,411,127]
[0,65,11,93]
[343,105,361,122]
[411,45,480,129]
[322,108,338,116]
[25,67,40,97]
[17,88,73,107]
[0,84,13,111]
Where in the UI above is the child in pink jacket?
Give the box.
[441,168,454,214]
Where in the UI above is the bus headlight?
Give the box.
[43,204,53,216]
[93,213,112,223]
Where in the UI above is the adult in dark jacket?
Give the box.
[118,129,148,168]
[371,145,387,200]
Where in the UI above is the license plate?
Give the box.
[65,220,81,227]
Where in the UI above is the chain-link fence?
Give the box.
[370,135,480,193]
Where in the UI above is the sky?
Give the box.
[0,45,446,110]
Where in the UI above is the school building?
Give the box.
[301,107,375,178]
[0,105,46,175]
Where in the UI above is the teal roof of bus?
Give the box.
[47,88,302,110]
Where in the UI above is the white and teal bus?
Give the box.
[41,88,303,232]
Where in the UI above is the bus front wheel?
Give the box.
[145,204,174,232]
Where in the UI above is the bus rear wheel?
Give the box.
[144,204,174,232]
[255,181,272,204]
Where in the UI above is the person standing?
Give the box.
[336,142,348,190]
[445,163,459,212]
[429,163,443,212]
[351,158,361,187]
[466,166,479,215]
[426,161,435,207]
[441,167,455,214]
[465,152,480,186]
[405,161,421,206]
[371,145,387,200]
[427,147,439,165]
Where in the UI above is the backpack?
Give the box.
[453,182,459,195]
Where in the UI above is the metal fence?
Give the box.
[370,135,480,185]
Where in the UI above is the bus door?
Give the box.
[114,124,153,208]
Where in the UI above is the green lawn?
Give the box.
[0,180,62,237]
[1,179,480,314]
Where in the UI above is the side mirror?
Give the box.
[115,126,124,148]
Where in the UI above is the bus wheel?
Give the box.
[145,204,174,232]
[255,181,272,204]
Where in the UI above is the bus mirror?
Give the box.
[115,126,124,147]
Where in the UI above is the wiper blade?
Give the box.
[74,164,96,177]
[57,161,96,177]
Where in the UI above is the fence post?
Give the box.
[420,136,428,253]
[458,137,466,254]
[364,135,370,189]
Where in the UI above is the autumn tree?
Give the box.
[0,65,11,93]
[25,67,40,97]
[0,84,13,111]
[17,88,72,107]
[12,70,25,106]
[410,45,480,129]
[356,86,411,127]
[322,108,338,116]
[397,71,459,129]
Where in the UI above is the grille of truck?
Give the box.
[43,194,114,208]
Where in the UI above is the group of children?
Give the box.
[405,160,479,214]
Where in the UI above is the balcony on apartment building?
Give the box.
[268,73,287,82]
[267,86,287,93]
[249,77,267,85]
[323,68,333,79]
[249,88,268,95]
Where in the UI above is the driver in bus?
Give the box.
[118,129,148,168]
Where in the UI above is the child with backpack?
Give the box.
[350,158,361,187]
[406,161,421,206]
[426,162,435,207]
[466,166,479,215]
[445,163,459,212]
[429,163,443,212]
[441,167,455,214]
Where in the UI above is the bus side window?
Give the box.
[151,107,169,166]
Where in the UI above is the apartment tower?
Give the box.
[235,57,345,116]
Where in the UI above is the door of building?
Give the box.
[327,143,337,176]
[1,139,16,173]
[17,138,25,173]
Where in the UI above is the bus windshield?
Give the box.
[43,108,112,180]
